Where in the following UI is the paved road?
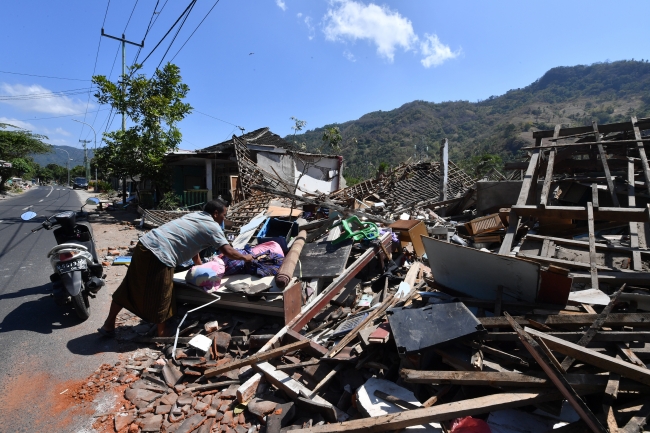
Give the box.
[0,186,126,432]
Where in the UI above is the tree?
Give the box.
[92,62,192,199]
[0,123,51,189]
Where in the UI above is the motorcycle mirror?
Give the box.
[85,197,100,206]
[21,211,37,221]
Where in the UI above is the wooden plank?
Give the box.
[511,205,650,222]
[504,313,606,433]
[631,115,650,197]
[592,121,620,207]
[540,127,559,207]
[283,281,302,326]
[291,391,566,433]
[602,366,620,433]
[485,331,650,342]
[525,327,650,386]
[618,401,650,433]
[203,340,309,378]
[400,369,647,390]
[560,285,625,371]
[616,343,647,368]
[587,201,599,290]
[532,118,650,139]
[498,209,520,255]
[627,157,643,270]
[516,253,614,271]
[479,313,650,329]
[517,140,541,206]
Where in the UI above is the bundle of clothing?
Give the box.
[185,241,284,292]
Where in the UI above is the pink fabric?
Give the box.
[185,257,225,291]
[451,417,492,433]
[251,241,284,257]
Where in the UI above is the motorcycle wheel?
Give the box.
[71,292,90,320]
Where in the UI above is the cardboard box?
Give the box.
[388,220,428,257]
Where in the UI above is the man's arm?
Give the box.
[219,244,253,262]
[192,254,202,266]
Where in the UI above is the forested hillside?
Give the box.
[291,60,650,180]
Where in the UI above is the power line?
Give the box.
[195,110,241,128]
[8,108,110,122]
[156,0,197,70]
[0,70,92,82]
[78,0,111,142]
[123,0,139,33]
[170,0,221,63]
[0,88,95,100]
[138,0,197,67]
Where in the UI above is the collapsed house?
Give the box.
[95,118,650,433]
[163,127,345,209]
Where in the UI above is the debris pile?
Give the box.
[94,118,650,433]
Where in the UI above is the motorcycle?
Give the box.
[21,197,105,320]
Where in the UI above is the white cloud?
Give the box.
[0,117,36,131]
[42,126,71,136]
[304,16,315,40]
[323,0,417,62]
[420,34,460,68]
[343,50,356,62]
[276,0,286,11]
[297,12,302,18]
[0,83,92,115]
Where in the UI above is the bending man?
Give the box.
[99,199,252,337]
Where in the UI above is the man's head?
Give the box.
[204,199,228,224]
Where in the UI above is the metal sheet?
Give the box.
[422,236,540,303]
[387,302,486,355]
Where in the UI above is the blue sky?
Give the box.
[1,0,650,156]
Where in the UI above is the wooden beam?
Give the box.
[593,121,620,207]
[291,391,567,433]
[560,285,625,371]
[479,313,650,328]
[516,253,615,271]
[484,330,650,342]
[602,365,620,433]
[517,140,541,206]
[532,118,650,139]
[618,401,650,433]
[504,313,606,433]
[498,209,520,255]
[511,205,650,222]
[525,327,650,386]
[400,369,647,391]
[203,340,309,378]
[627,156,643,270]
[587,202,599,290]
[540,149,556,207]
[631,116,650,197]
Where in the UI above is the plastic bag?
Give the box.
[185,257,225,292]
[450,417,492,433]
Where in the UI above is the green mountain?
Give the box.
[291,60,650,180]
[31,145,94,168]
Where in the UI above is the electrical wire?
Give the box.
[78,0,111,142]
[0,87,95,100]
[194,110,241,128]
[123,0,139,32]
[137,0,197,67]
[156,0,197,70]
[170,0,221,63]
[8,108,111,122]
[0,70,92,82]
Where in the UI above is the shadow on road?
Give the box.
[0,283,82,334]
[67,332,138,355]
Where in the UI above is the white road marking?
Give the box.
[46,186,53,197]
[22,207,29,210]
[56,188,61,191]
[39,199,43,202]
[0,221,3,224]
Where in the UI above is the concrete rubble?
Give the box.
[88,119,650,433]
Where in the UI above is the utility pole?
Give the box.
[79,139,91,180]
[72,119,98,192]
[100,28,143,202]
